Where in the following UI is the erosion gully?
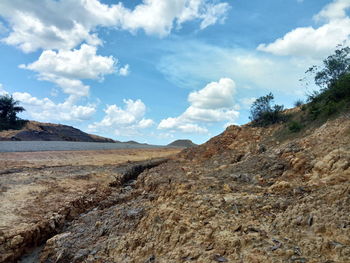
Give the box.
[3,158,167,263]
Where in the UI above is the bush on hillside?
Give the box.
[304,45,350,119]
[249,93,286,126]
[288,120,303,133]
[294,99,304,107]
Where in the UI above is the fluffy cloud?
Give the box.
[257,0,350,59]
[119,0,229,36]
[0,0,106,52]
[0,0,230,52]
[0,84,96,122]
[89,99,154,136]
[188,78,235,109]
[1,1,229,101]
[158,78,239,134]
[12,92,96,122]
[20,44,118,97]
[158,119,209,133]
[48,78,90,98]
[314,0,350,22]
[3,15,101,53]
[21,44,116,80]
[119,64,130,76]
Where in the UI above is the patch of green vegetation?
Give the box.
[293,99,304,107]
[288,120,303,133]
[306,73,350,120]
[0,95,27,131]
[273,45,350,142]
[304,45,350,120]
[249,93,287,127]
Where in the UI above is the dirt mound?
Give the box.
[0,121,114,142]
[168,139,197,148]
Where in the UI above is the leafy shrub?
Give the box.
[288,121,302,132]
[294,99,304,107]
[249,93,286,126]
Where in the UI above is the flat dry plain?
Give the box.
[0,148,180,261]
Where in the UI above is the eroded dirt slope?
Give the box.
[0,148,180,262]
[38,114,350,263]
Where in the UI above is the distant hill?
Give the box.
[0,121,115,142]
[167,139,197,148]
[125,140,140,144]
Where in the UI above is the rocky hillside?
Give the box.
[3,111,349,263]
[168,139,197,148]
[0,121,115,142]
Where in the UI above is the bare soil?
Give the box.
[0,148,180,262]
[38,115,350,263]
[1,114,350,263]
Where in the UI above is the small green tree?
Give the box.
[304,45,350,119]
[0,95,26,131]
[306,45,350,89]
[249,93,285,126]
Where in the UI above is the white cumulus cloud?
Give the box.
[20,44,117,97]
[188,78,235,109]
[0,0,228,102]
[20,44,116,80]
[158,118,208,133]
[89,99,154,137]
[0,84,96,122]
[0,0,230,52]
[12,92,96,122]
[257,0,350,59]
[105,0,230,37]
[158,78,239,134]
[314,0,350,22]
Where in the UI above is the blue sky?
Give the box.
[0,0,349,144]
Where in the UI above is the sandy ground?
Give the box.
[0,148,179,169]
[0,147,180,260]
